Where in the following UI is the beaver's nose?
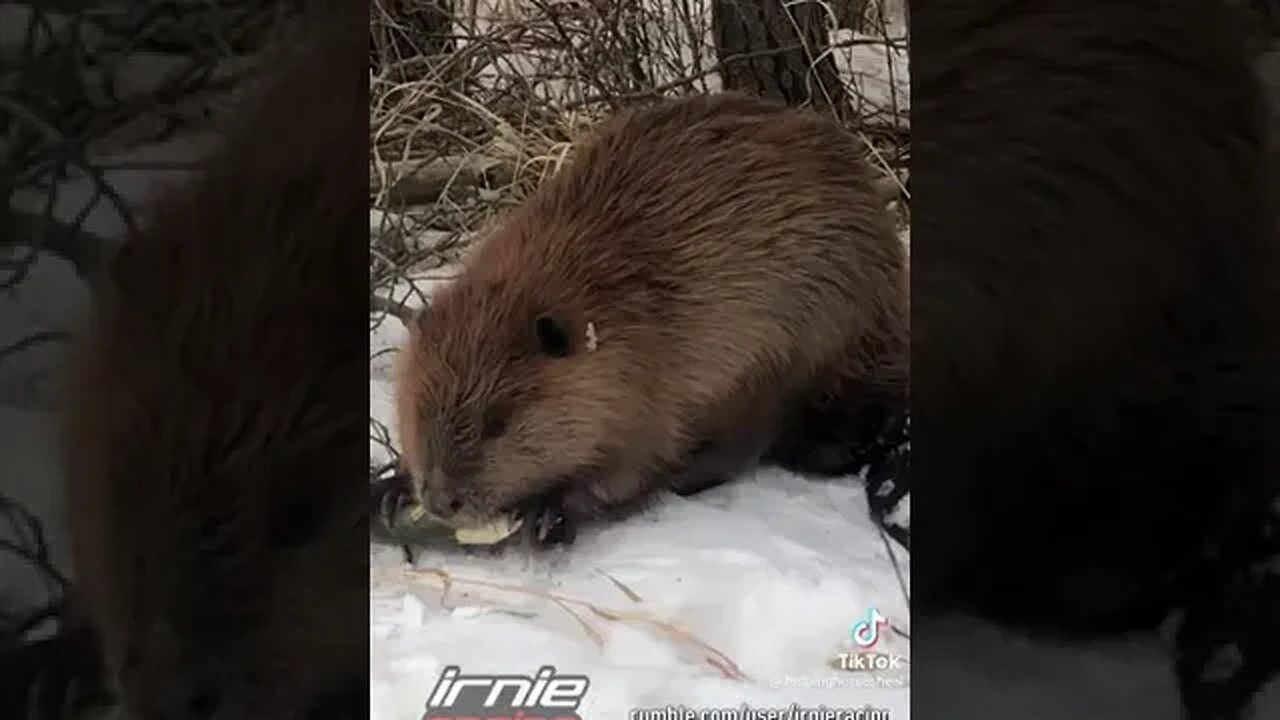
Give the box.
[422,465,464,519]
[425,491,464,520]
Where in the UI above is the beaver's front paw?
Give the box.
[530,499,576,546]
[370,472,417,532]
[368,472,457,547]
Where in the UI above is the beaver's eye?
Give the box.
[480,407,511,440]
[535,315,571,357]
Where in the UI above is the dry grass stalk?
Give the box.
[376,564,750,681]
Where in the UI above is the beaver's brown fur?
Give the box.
[395,92,909,534]
[60,8,367,719]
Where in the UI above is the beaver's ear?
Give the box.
[535,315,572,358]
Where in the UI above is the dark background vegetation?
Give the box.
[0,2,306,716]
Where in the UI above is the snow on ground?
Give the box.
[367,464,911,719]
[370,301,911,719]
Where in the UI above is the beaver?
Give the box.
[911,1,1280,717]
[393,91,909,546]
[59,7,367,720]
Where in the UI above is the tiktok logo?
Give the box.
[837,607,907,675]
[849,607,889,649]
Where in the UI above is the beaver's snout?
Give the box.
[415,464,464,522]
[422,487,463,522]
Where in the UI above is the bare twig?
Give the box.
[0,332,70,366]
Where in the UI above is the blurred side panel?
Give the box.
[0,2,371,718]
[910,0,1280,717]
